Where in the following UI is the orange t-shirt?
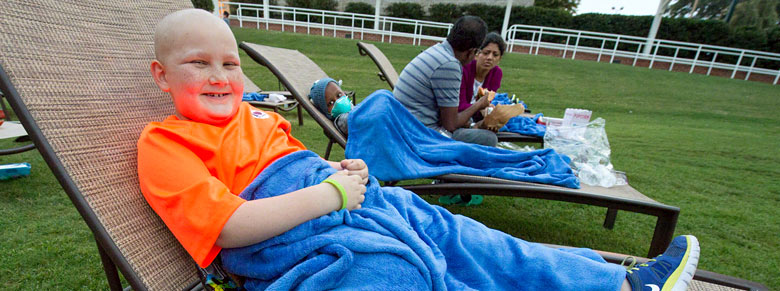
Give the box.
[137,102,306,267]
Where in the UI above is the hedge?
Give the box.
[191,0,213,12]
[384,3,426,34]
[226,0,777,55]
[344,2,374,15]
[431,4,778,54]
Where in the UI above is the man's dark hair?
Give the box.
[446,16,487,52]
[223,10,230,17]
[480,32,506,56]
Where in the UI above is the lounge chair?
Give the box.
[0,0,203,289]
[0,0,766,289]
[242,73,304,126]
[357,41,543,145]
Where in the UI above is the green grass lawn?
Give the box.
[1,27,778,289]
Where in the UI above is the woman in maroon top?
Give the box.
[458,32,506,120]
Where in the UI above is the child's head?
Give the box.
[309,78,351,120]
[150,9,244,125]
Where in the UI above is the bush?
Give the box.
[340,2,375,27]
[459,4,506,33]
[428,3,462,23]
[285,0,337,11]
[344,2,374,15]
[384,2,426,33]
[191,0,214,12]
[511,6,573,28]
[385,3,425,20]
[728,26,769,52]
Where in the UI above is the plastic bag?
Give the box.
[543,117,627,187]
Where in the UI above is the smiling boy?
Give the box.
[140,8,367,267]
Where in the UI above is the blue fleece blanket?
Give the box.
[499,113,547,137]
[220,151,623,290]
[490,93,526,109]
[345,90,578,189]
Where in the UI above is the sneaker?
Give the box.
[626,235,700,291]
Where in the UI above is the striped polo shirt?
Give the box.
[393,41,462,129]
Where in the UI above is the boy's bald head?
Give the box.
[150,8,244,125]
[154,8,236,63]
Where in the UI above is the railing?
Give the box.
[507,24,780,85]
[219,3,779,85]
[222,2,451,46]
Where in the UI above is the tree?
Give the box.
[666,0,732,19]
[191,0,214,12]
[534,0,580,14]
[729,0,779,29]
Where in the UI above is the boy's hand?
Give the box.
[340,159,368,185]
[326,171,366,210]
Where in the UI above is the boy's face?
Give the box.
[152,11,243,124]
[324,82,345,114]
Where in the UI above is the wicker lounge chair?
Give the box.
[357,41,543,145]
[0,0,767,289]
[0,0,203,289]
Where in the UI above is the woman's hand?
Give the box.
[326,171,366,210]
[340,159,369,185]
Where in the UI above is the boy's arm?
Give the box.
[217,171,365,248]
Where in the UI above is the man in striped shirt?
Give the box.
[393,16,497,147]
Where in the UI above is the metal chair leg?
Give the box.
[297,105,303,126]
[325,139,334,160]
[603,208,617,229]
[96,237,124,291]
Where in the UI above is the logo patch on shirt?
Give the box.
[251,110,269,119]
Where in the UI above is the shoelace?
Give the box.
[622,256,659,274]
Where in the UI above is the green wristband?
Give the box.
[322,178,348,210]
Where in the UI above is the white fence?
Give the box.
[506,24,780,85]
[221,2,780,85]
[223,2,450,46]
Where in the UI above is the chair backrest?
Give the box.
[0,0,200,289]
[357,42,399,89]
[239,42,348,148]
[243,74,263,93]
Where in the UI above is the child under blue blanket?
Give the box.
[138,9,701,291]
[309,79,570,207]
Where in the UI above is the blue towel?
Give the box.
[491,93,527,109]
[242,92,268,101]
[220,150,625,290]
[499,113,547,137]
[345,90,579,189]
